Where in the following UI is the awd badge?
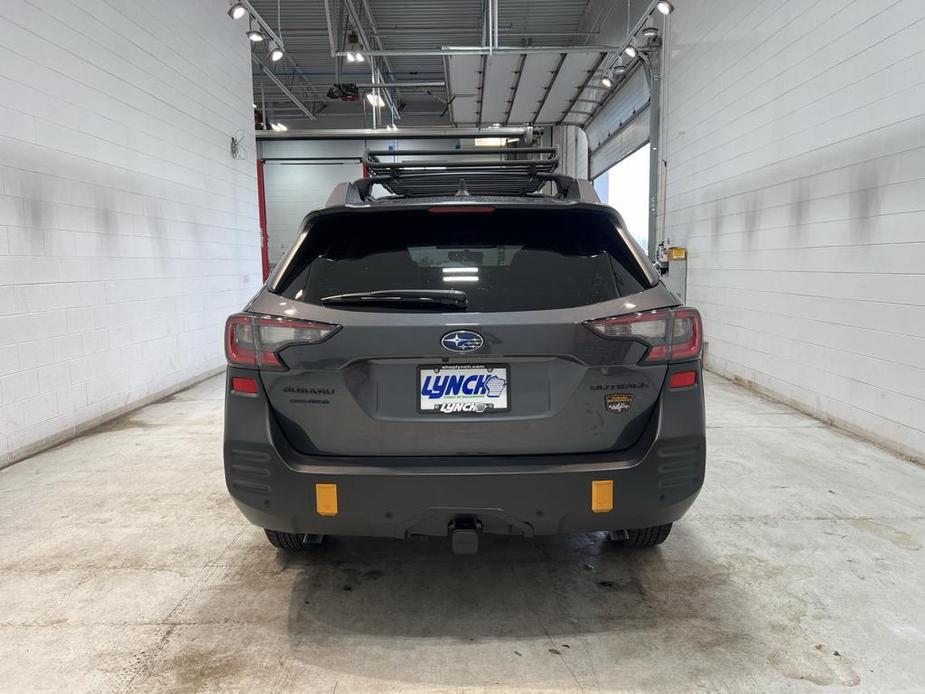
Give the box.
[605,393,633,414]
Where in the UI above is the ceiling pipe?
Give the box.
[322,0,337,57]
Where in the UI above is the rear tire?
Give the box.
[613,523,672,547]
[264,529,323,550]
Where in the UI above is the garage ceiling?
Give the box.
[244,0,650,131]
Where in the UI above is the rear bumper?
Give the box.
[223,365,706,538]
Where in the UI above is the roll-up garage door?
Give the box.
[260,140,364,268]
[585,67,651,179]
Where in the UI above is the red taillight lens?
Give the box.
[225,314,257,366]
[254,316,339,368]
[669,370,697,389]
[231,376,259,394]
[584,307,702,363]
[224,313,340,369]
[670,308,702,361]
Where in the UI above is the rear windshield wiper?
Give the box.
[320,289,468,310]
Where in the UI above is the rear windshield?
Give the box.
[273,208,650,312]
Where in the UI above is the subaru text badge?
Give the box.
[441,330,484,353]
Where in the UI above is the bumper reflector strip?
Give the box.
[669,370,698,389]
[591,480,613,513]
[230,376,258,394]
[315,483,338,516]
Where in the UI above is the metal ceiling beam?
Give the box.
[342,0,399,121]
[360,0,403,89]
[322,0,337,56]
[251,55,317,120]
[257,126,529,140]
[531,53,567,123]
[356,82,446,89]
[334,45,626,58]
[442,55,455,121]
[368,28,601,37]
[503,53,527,126]
[476,54,487,126]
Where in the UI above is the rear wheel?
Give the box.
[611,523,672,547]
[264,529,324,550]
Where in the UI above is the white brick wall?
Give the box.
[0,0,261,466]
[662,0,925,461]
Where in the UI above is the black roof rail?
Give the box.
[325,146,600,204]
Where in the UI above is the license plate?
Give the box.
[418,364,510,414]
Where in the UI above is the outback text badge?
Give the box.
[605,393,633,414]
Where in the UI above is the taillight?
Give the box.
[224,313,339,369]
[670,308,702,361]
[584,307,702,363]
[225,314,257,366]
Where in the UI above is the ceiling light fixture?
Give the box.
[656,1,674,15]
[366,92,385,108]
[354,52,365,62]
[601,72,613,89]
[642,25,659,38]
[345,52,357,62]
[227,2,247,20]
[247,28,265,42]
[613,61,628,76]
[270,122,288,132]
[268,40,284,62]
[623,44,638,59]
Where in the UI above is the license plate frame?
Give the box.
[417,364,511,415]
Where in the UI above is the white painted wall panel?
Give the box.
[662,0,925,461]
[0,0,261,466]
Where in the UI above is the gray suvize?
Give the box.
[223,158,706,554]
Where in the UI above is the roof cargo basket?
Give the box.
[335,146,598,204]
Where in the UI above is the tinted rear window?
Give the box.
[274,208,650,312]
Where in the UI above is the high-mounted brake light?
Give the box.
[427,206,495,214]
[224,313,340,369]
[584,307,703,364]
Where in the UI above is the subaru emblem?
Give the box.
[441,330,484,353]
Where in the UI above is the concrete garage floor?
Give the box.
[1,374,924,693]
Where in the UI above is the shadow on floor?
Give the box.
[281,529,748,645]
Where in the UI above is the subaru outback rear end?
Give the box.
[223,148,705,554]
